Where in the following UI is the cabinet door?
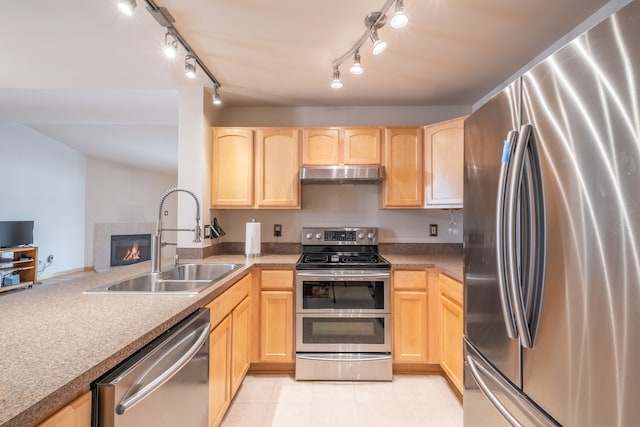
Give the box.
[211,128,254,207]
[256,128,300,208]
[260,290,294,362]
[343,128,381,165]
[231,296,251,397]
[424,117,466,207]
[302,128,341,165]
[393,291,429,363]
[209,315,232,427]
[440,294,463,394]
[383,128,424,208]
[37,392,91,427]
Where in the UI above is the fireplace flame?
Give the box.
[122,244,142,261]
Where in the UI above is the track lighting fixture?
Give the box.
[164,31,178,58]
[330,0,409,88]
[350,50,363,75]
[120,0,223,102]
[390,0,408,28]
[370,29,387,55]
[117,0,137,16]
[212,86,222,105]
[330,66,343,89]
[185,54,197,79]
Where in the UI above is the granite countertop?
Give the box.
[0,253,461,427]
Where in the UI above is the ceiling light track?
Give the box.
[119,0,223,105]
[330,0,408,88]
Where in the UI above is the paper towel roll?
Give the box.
[245,221,261,257]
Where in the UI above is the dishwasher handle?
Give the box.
[115,321,210,415]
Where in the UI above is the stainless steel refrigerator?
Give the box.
[463,0,640,425]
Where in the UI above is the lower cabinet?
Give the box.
[36,391,91,427]
[258,270,294,363]
[206,272,252,427]
[393,270,429,363]
[439,272,464,395]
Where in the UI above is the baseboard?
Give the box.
[249,363,295,375]
[393,363,443,374]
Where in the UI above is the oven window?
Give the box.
[301,317,386,345]
[302,280,386,310]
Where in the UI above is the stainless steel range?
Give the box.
[295,227,392,381]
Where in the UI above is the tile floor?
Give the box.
[221,374,462,427]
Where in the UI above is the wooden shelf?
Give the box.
[0,247,37,293]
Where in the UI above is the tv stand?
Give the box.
[0,246,38,293]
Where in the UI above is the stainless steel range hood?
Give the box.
[299,165,384,184]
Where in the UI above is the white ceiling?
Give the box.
[1,0,610,173]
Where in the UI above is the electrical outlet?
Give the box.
[429,224,438,237]
[46,255,54,263]
[274,224,282,237]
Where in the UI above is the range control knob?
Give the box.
[358,232,365,239]
[315,232,323,240]
[367,232,375,240]
[305,232,313,239]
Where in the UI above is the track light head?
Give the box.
[164,31,178,58]
[350,51,363,75]
[370,30,387,55]
[213,86,222,105]
[117,0,137,16]
[390,0,408,28]
[330,66,343,89]
[185,55,196,79]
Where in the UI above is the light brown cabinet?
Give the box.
[393,270,429,363]
[382,127,424,208]
[211,127,300,209]
[439,272,464,395]
[211,128,254,208]
[302,127,381,165]
[209,314,231,427]
[0,246,38,293]
[36,391,91,427]
[424,116,466,208]
[255,128,300,208]
[257,270,294,363]
[206,272,252,427]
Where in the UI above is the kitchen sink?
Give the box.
[84,263,243,295]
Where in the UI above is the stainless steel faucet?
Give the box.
[151,188,201,273]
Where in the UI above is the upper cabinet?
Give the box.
[424,116,467,208]
[382,127,424,208]
[302,127,381,165]
[256,128,300,208]
[211,127,300,209]
[211,128,254,208]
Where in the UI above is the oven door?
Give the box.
[295,270,390,314]
[296,313,391,353]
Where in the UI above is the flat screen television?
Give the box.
[0,221,34,248]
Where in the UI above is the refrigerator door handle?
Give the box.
[505,124,546,349]
[466,353,524,427]
[496,130,519,339]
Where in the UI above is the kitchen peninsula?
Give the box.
[0,253,461,427]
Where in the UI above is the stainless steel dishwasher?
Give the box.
[94,308,210,427]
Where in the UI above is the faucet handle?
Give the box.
[174,254,179,267]
[193,223,202,243]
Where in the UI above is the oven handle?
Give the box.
[296,353,391,362]
[296,271,390,280]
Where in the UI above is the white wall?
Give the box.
[84,157,178,267]
[214,185,462,244]
[220,105,470,127]
[0,123,86,277]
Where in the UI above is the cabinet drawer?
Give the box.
[393,270,428,291]
[260,270,294,290]
[439,273,463,306]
